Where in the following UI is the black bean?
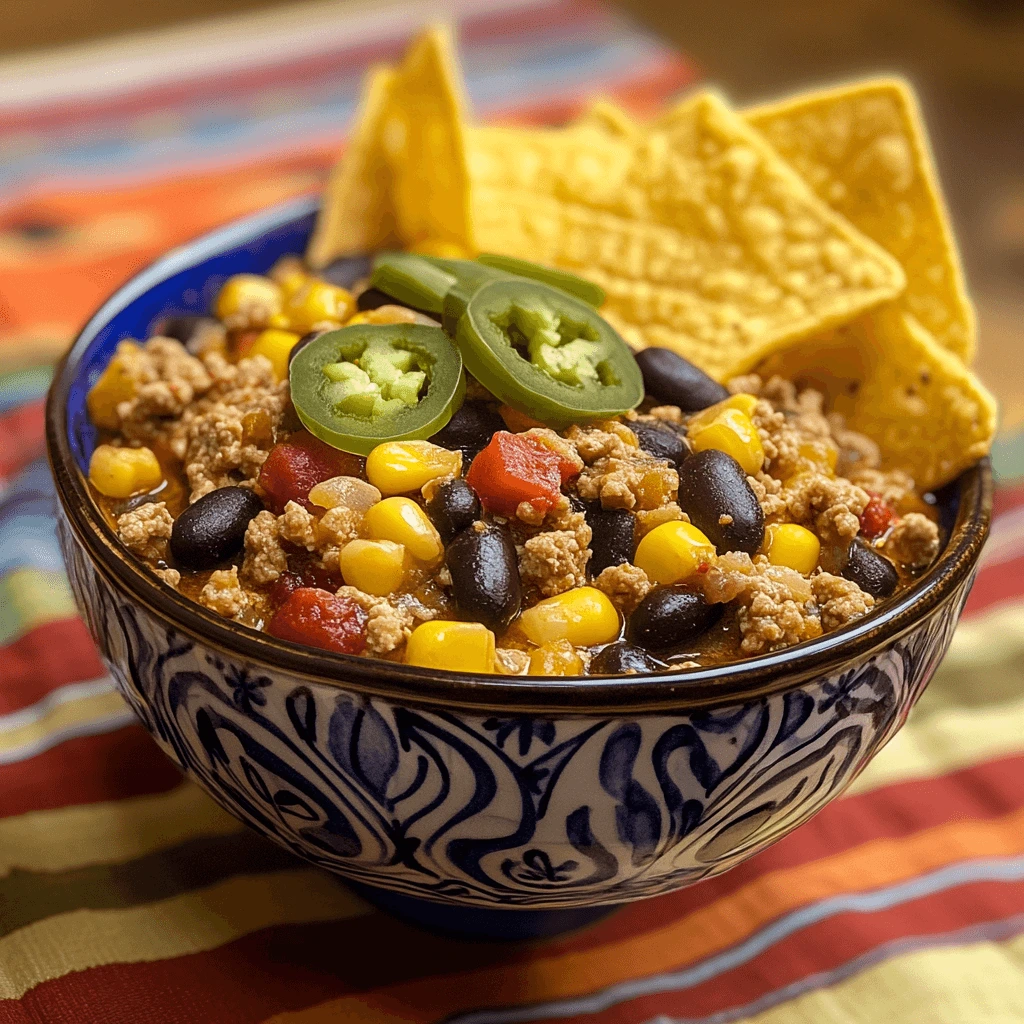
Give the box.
[431,401,505,459]
[627,585,721,651]
[446,522,521,631]
[589,641,665,675]
[156,315,223,354]
[631,421,690,467]
[169,486,264,571]
[356,286,399,311]
[634,347,729,412]
[677,449,764,554]
[426,479,481,544]
[287,329,329,369]
[584,502,635,578]
[320,255,373,289]
[841,539,899,598]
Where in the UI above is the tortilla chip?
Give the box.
[469,91,906,381]
[571,99,642,140]
[381,25,475,252]
[306,66,398,269]
[757,304,996,490]
[745,79,975,362]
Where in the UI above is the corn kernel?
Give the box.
[347,305,434,327]
[634,521,716,585]
[797,439,838,475]
[339,539,406,595]
[86,343,142,429]
[88,444,163,498]
[214,274,282,329]
[366,441,462,496]
[308,476,382,513]
[518,587,620,648]
[405,620,496,673]
[363,496,443,566]
[689,408,764,475]
[269,257,310,298]
[763,523,820,575]
[246,328,302,381]
[528,640,585,676]
[284,280,354,332]
[686,393,759,432]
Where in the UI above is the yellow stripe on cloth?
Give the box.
[735,931,1024,1023]
[0,869,370,1001]
[849,601,1024,796]
[0,568,78,648]
[0,687,132,764]
[0,782,242,878]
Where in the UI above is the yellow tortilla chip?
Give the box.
[744,79,975,362]
[306,66,398,269]
[469,91,907,381]
[381,25,474,252]
[757,305,996,490]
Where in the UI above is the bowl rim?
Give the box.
[46,198,994,715]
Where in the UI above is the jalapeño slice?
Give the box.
[454,279,644,428]
[476,254,605,307]
[370,253,456,315]
[290,324,464,455]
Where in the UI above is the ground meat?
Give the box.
[519,428,585,475]
[199,567,248,619]
[747,472,786,519]
[116,338,214,443]
[155,567,181,588]
[175,354,289,501]
[700,552,821,655]
[885,512,941,570]
[593,562,652,615]
[568,421,678,511]
[812,573,875,631]
[335,586,415,654]
[116,501,174,561]
[280,500,318,550]
[518,515,592,599]
[635,502,686,537]
[829,414,881,477]
[242,510,288,584]
[783,473,869,545]
[849,467,917,510]
[316,506,364,573]
[495,648,530,675]
[645,405,684,425]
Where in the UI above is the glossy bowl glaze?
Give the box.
[47,197,992,938]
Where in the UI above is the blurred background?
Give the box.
[1,0,1022,430]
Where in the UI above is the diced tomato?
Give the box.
[860,494,897,539]
[258,430,364,513]
[466,431,576,516]
[267,587,367,654]
[269,555,344,608]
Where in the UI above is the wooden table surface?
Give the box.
[4,0,1022,429]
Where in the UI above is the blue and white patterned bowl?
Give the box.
[46,197,992,940]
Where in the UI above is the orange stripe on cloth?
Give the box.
[265,804,1024,1024]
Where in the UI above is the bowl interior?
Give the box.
[67,197,317,476]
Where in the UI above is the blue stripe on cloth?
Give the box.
[0,458,63,576]
[447,854,1024,1024]
[640,913,1024,1024]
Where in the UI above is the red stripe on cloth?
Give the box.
[0,618,105,715]
[0,724,181,818]
[963,552,1024,617]
[0,399,44,481]
[11,753,1024,1022]
[575,878,1024,1024]
[993,482,1024,519]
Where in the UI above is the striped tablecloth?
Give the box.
[2,2,1024,1020]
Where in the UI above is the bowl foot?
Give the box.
[345,880,622,941]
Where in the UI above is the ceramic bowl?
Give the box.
[46,197,992,939]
